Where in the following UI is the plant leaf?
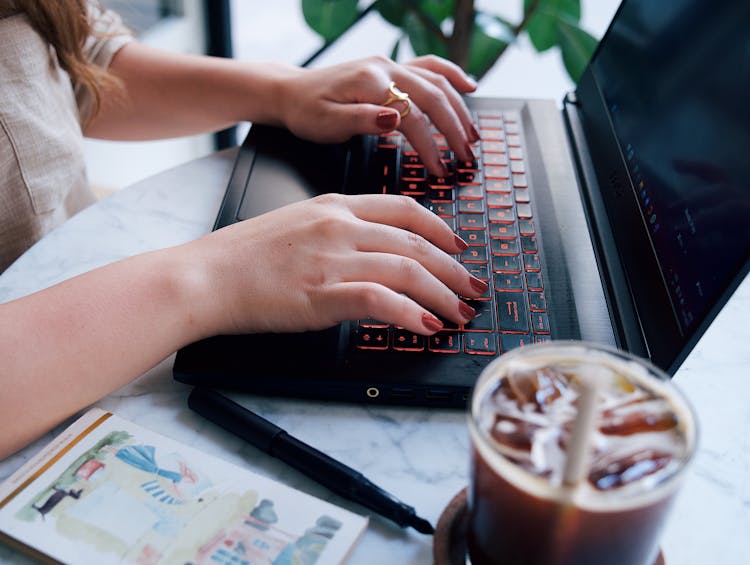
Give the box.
[467,13,513,80]
[375,0,407,27]
[524,0,581,52]
[417,0,455,23]
[556,17,598,82]
[302,0,360,42]
[404,11,448,58]
[389,38,401,61]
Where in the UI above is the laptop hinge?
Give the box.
[561,94,648,358]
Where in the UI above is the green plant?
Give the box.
[301,0,599,82]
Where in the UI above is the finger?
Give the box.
[338,194,467,253]
[351,222,487,299]
[318,282,466,335]
[407,65,480,145]
[406,54,478,93]
[336,252,477,324]
[397,103,448,176]
[392,70,475,163]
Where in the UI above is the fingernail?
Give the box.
[466,76,478,89]
[459,301,476,321]
[469,124,481,143]
[464,141,476,161]
[454,235,469,251]
[376,110,399,131]
[422,312,444,333]
[470,276,489,294]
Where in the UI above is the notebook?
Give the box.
[173,0,750,407]
[0,409,367,564]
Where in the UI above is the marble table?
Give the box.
[0,148,748,564]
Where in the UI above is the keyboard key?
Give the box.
[426,201,456,217]
[458,199,486,214]
[518,219,535,235]
[483,153,507,166]
[460,229,487,246]
[480,129,505,141]
[528,291,547,311]
[459,213,487,230]
[531,312,551,334]
[489,223,518,239]
[492,254,521,273]
[534,335,552,344]
[507,134,521,147]
[513,173,528,187]
[359,318,389,328]
[486,179,512,193]
[526,272,544,291]
[517,203,533,218]
[508,147,524,160]
[457,170,484,185]
[441,216,457,231]
[393,329,426,351]
[355,327,389,350]
[482,141,507,153]
[464,301,495,332]
[510,160,526,174]
[399,179,426,195]
[523,254,541,272]
[514,189,530,203]
[491,239,520,256]
[487,193,513,208]
[498,294,530,333]
[457,185,484,199]
[428,174,455,189]
[456,158,480,171]
[428,332,461,353]
[488,208,515,224]
[428,187,455,202]
[485,165,510,179]
[402,154,423,167]
[494,273,524,292]
[500,333,533,353]
[461,246,488,264]
[466,264,490,281]
[478,117,503,129]
[464,334,497,355]
[521,235,538,253]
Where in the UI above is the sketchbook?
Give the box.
[0,409,367,565]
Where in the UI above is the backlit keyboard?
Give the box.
[354,110,552,357]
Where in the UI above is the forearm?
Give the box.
[0,245,215,458]
[83,42,302,140]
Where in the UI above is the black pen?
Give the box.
[187,387,434,535]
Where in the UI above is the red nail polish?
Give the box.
[422,312,444,333]
[454,235,469,251]
[470,277,489,294]
[376,110,398,131]
[465,141,476,161]
[459,301,476,321]
[469,124,481,143]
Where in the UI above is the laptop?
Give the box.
[173,0,750,407]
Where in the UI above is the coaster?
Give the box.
[433,488,665,565]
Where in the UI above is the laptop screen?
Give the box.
[589,0,750,335]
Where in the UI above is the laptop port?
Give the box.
[425,389,452,401]
[390,387,416,400]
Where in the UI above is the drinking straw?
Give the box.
[562,366,604,487]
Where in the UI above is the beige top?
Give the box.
[0,3,132,272]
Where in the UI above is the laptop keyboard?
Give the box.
[354,109,552,357]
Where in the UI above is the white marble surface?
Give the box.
[0,148,748,564]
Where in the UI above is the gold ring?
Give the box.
[381,81,411,118]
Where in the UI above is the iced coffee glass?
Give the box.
[467,341,697,565]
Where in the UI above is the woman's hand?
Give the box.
[187,193,488,337]
[276,55,480,176]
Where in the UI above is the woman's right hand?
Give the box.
[185,193,488,337]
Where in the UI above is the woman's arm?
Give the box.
[0,194,486,459]
[84,44,479,174]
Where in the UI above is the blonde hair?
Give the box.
[16,0,120,115]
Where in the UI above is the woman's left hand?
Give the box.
[277,55,480,176]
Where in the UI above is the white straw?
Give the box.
[562,366,604,487]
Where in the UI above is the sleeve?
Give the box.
[74,0,134,124]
